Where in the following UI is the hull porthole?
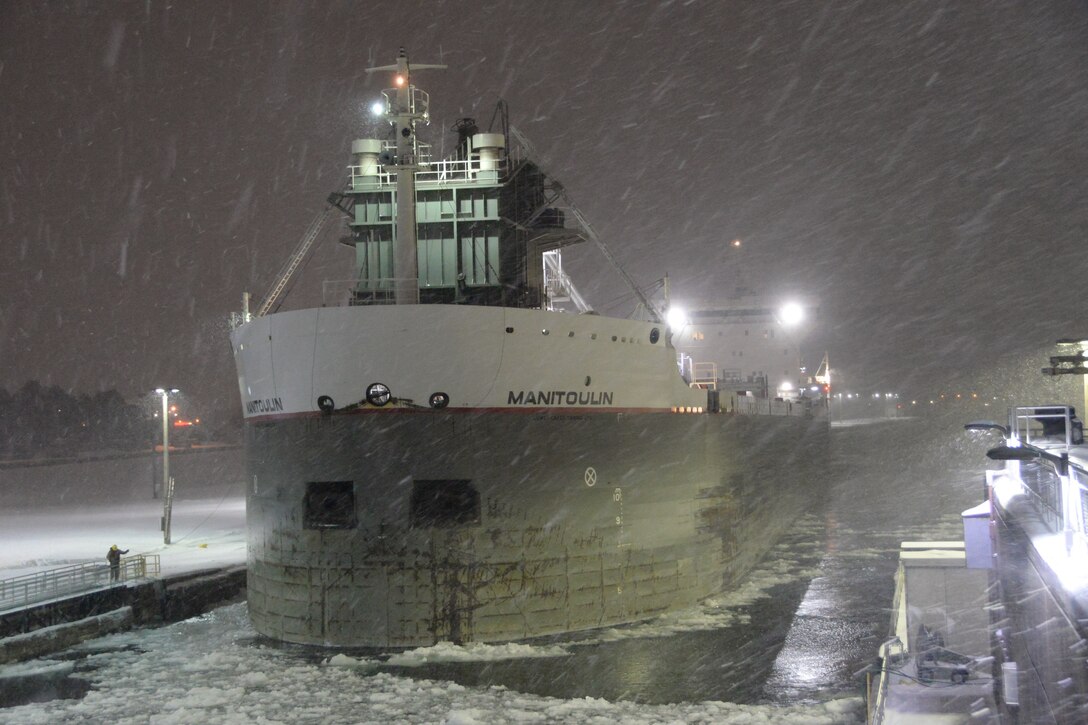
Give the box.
[429,392,450,409]
[317,396,335,414]
[366,383,392,407]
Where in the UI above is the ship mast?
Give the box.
[366,48,445,305]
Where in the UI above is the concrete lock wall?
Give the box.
[0,566,247,664]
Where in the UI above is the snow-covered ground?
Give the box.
[0,449,247,581]
[0,496,247,581]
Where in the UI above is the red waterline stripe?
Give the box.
[243,406,694,423]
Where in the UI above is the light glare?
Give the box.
[666,306,688,330]
[779,302,803,325]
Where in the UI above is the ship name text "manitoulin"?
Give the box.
[507,391,614,406]
[246,398,284,414]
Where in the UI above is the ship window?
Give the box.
[411,480,480,527]
[542,329,550,336]
[303,481,357,529]
[591,333,597,340]
[505,326,514,333]
[611,336,617,342]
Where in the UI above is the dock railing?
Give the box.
[0,554,161,614]
[1011,405,1084,449]
[996,406,1088,543]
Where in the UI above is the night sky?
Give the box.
[2,1,1087,419]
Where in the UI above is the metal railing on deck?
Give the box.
[322,278,420,307]
[732,395,814,418]
[1000,405,1088,540]
[1012,405,1084,448]
[0,554,160,613]
[349,155,507,190]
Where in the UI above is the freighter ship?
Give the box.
[230,49,828,648]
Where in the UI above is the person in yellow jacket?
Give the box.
[106,544,129,582]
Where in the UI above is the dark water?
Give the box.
[368,411,995,706]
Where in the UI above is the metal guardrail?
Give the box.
[990,405,1088,540]
[348,155,507,190]
[734,396,816,418]
[1011,405,1085,449]
[0,554,160,613]
[321,278,420,307]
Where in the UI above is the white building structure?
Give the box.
[672,295,812,398]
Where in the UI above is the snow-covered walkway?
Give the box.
[0,449,246,582]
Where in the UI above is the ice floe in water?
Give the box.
[0,603,862,724]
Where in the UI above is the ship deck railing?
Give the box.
[322,279,420,306]
[731,395,816,418]
[349,155,507,191]
[690,362,718,390]
[0,554,161,614]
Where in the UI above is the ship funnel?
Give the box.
[352,139,383,184]
[472,133,505,180]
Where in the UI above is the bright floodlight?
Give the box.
[779,302,803,326]
[666,306,688,330]
[370,100,385,116]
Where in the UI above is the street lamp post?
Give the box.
[155,388,179,544]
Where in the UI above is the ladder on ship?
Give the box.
[254,191,354,318]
